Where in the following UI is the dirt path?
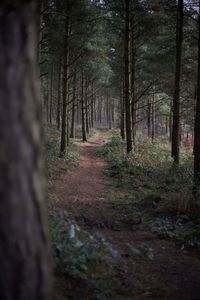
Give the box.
[52,132,200,300]
[52,132,113,223]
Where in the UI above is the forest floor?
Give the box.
[49,130,200,300]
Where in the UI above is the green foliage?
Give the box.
[98,132,193,189]
[97,131,129,177]
[65,151,81,168]
[49,211,121,299]
[97,130,125,157]
[44,125,81,179]
[101,132,198,249]
[150,215,200,249]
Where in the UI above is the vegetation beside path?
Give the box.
[46,126,200,300]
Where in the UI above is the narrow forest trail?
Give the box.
[52,131,113,223]
[51,131,200,300]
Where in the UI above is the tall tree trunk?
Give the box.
[171,0,183,164]
[124,0,133,153]
[147,99,151,138]
[91,81,94,128]
[81,72,87,142]
[66,93,70,146]
[85,76,89,134]
[106,93,109,125]
[108,94,112,129]
[46,79,49,123]
[120,81,125,140]
[98,96,102,124]
[152,94,155,141]
[60,14,69,156]
[193,1,200,196]
[76,87,80,124]
[94,96,97,123]
[130,9,136,144]
[0,1,51,299]
[165,116,168,136]
[56,60,61,130]
[70,72,76,138]
[169,104,172,141]
[111,98,115,123]
[49,65,53,124]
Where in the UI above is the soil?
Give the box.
[51,132,200,300]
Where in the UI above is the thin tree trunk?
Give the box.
[108,95,112,129]
[46,79,49,123]
[66,93,70,146]
[152,94,155,141]
[76,87,80,124]
[0,1,51,299]
[81,72,87,142]
[112,98,114,123]
[106,93,109,125]
[171,0,183,164]
[169,104,172,141]
[91,81,94,128]
[60,14,69,156]
[120,81,125,140]
[49,65,53,124]
[85,76,89,134]
[94,96,97,123]
[147,99,151,138]
[56,60,61,130]
[130,9,136,144]
[165,116,168,136]
[124,0,133,153]
[193,1,200,196]
[70,72,76,138]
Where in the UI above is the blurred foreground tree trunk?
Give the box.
[171,0,183,164]
[193,0,200,197]
[0,1,51,299]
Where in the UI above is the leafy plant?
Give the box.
[49,211,121,299]
[44,124,81,179]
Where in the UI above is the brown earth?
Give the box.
[51,132,200,300]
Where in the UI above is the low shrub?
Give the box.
[49,211,121,299]
[44,124,81,179]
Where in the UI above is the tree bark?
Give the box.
[193,0,200,196]
[85,76,89,134]
[124,0,133,153]
[56,60,61,130]
[60,14,69,156]
[81,72,87,142]
[147,99,151,138]
[70,72,76,138]
[120,83,125,140]
[130,8,136,144]
[169,104,172,142]
[91,81,94,128]
[49,64,53,124]
[46,79,49,123]
[152,95,155,141]
[171,0,183,164]
[66,93,70,146]
[0,1,51,299]
[108,94,112,129]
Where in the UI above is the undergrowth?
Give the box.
[98,130,200,248]
[49,211,121,300]
[45,125,122,299]
[44,124,81,180]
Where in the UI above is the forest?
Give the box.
[1,0,200,299]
